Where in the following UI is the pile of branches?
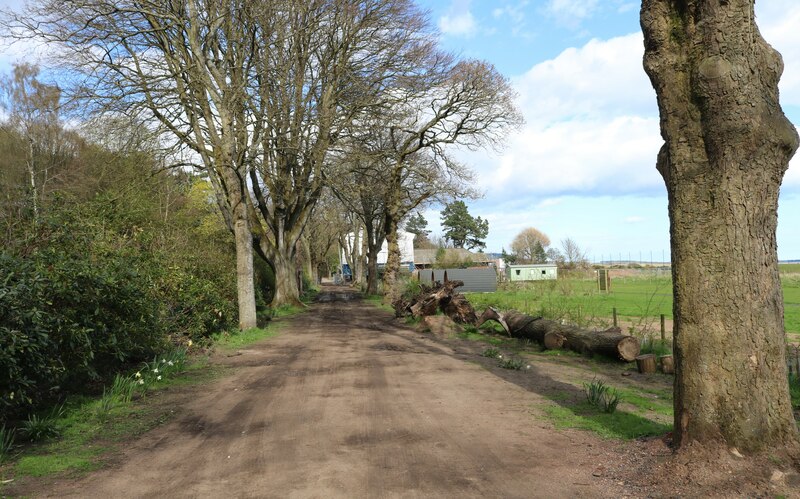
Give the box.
[393,279,477,324]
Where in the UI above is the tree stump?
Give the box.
[659,354,674,374]
[636,354,657,374]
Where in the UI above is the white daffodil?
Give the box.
[187,340,193,347]
[167,361,174,366]
[156,375,162,381]
[153,368,159,374]
[138,379,144,385]
[135,371,142,378]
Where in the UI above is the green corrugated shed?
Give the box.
[507,264,558,281]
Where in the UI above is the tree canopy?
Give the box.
[440,201,489,250]
[510,227,550,264]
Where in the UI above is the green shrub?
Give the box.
[0,249,165,418]
[155,266,236,341]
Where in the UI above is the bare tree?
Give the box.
[0,63,65,223]
[5,0,266,328]
[511,227,551,264]
[642,0,799,451]
[329,150,391,295]
[379,56,523,296]
[560,237,588,270]
[332,120,480,295]
[244,0,445,306]
[299,189,347,284]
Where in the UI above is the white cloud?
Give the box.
[492,2,527,24]
[545,0,599,27]
[616,2,637,14]
[483,115,663,196]
[452,33,662,200]
[624,216,645,223]
[438,0,477,38]
[491,1,532,38]
[513,32,655,122]
[465,28,800,200]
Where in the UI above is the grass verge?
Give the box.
[363,294,394,313]
[541,402,672,440]
[0,358,222,484]
[0,316,290,487]
[213,325,282,351]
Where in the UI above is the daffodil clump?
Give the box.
[96,348,189,412]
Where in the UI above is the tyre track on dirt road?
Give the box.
[46,287,624,498]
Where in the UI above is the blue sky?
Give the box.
[1,0,798,261]
[414,0,800,262]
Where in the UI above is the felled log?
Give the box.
[477,307,640,362]
[393,280,477,324]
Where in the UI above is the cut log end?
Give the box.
[659,354,674,374]
[617,336,641,362]
[636,354,657,374]
[543,331,566,350]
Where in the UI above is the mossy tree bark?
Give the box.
[641,0,799,451]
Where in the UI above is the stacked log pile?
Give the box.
[477,307,640,362]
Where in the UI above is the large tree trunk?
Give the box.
[365,245,380,296]
[222,167,257,330]
[641,0,799,451]
[256,224,304,308]
[382,210,401,302]
[477,308,640,362]
[355,233,367,287]
[301,236,317,285]
[271,249,302,307]
[233,216,257,330]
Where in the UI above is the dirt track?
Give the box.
[45,286,629,498]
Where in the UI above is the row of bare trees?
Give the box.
[4,0,521,324]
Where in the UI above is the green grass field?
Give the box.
[780,263,800,274]
[467,272,800,339]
